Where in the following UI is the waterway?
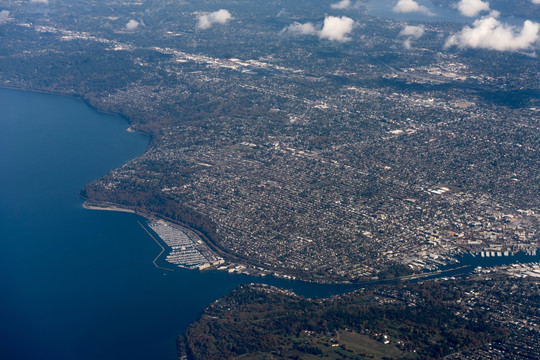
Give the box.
[0,87,538,360]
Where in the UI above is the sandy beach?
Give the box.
[82,202,136,213]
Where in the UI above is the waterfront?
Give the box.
[1,87,538,360]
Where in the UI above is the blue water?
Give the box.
[0,88,361,360]
[454,251,540,268]
[365,0,530,25]
[366,0,468,22]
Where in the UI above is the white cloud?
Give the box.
[0,10,10,23]
[282,16,355,42]
[402,38,413,49]
[30,0,48,4]
[125,19,139,30]
[400,24,425,38]
[281,22,317,35]
[456,0,490,17]
[393,0,434,16]
[445,16,540,51]
[399,25,425,49]
[197,9,232,30]
[331,0,352,9]
[532,0,540,5]
[319,16,355,42]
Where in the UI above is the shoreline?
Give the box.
[81,202,540,285]
[82,202,136,213]
[12,85,535,286]
[2,85,358,285]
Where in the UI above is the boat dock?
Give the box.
[148,220,224,270]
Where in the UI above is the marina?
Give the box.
[147,219,224,270]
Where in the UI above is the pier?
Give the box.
[138,221,174,272]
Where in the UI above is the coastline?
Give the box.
[82,201,136,213]
[81,198,540,285]
[81,199,478,285]
[1,86,332,283]
[9,85,537,286]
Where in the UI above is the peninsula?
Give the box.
[1,0,538,283]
